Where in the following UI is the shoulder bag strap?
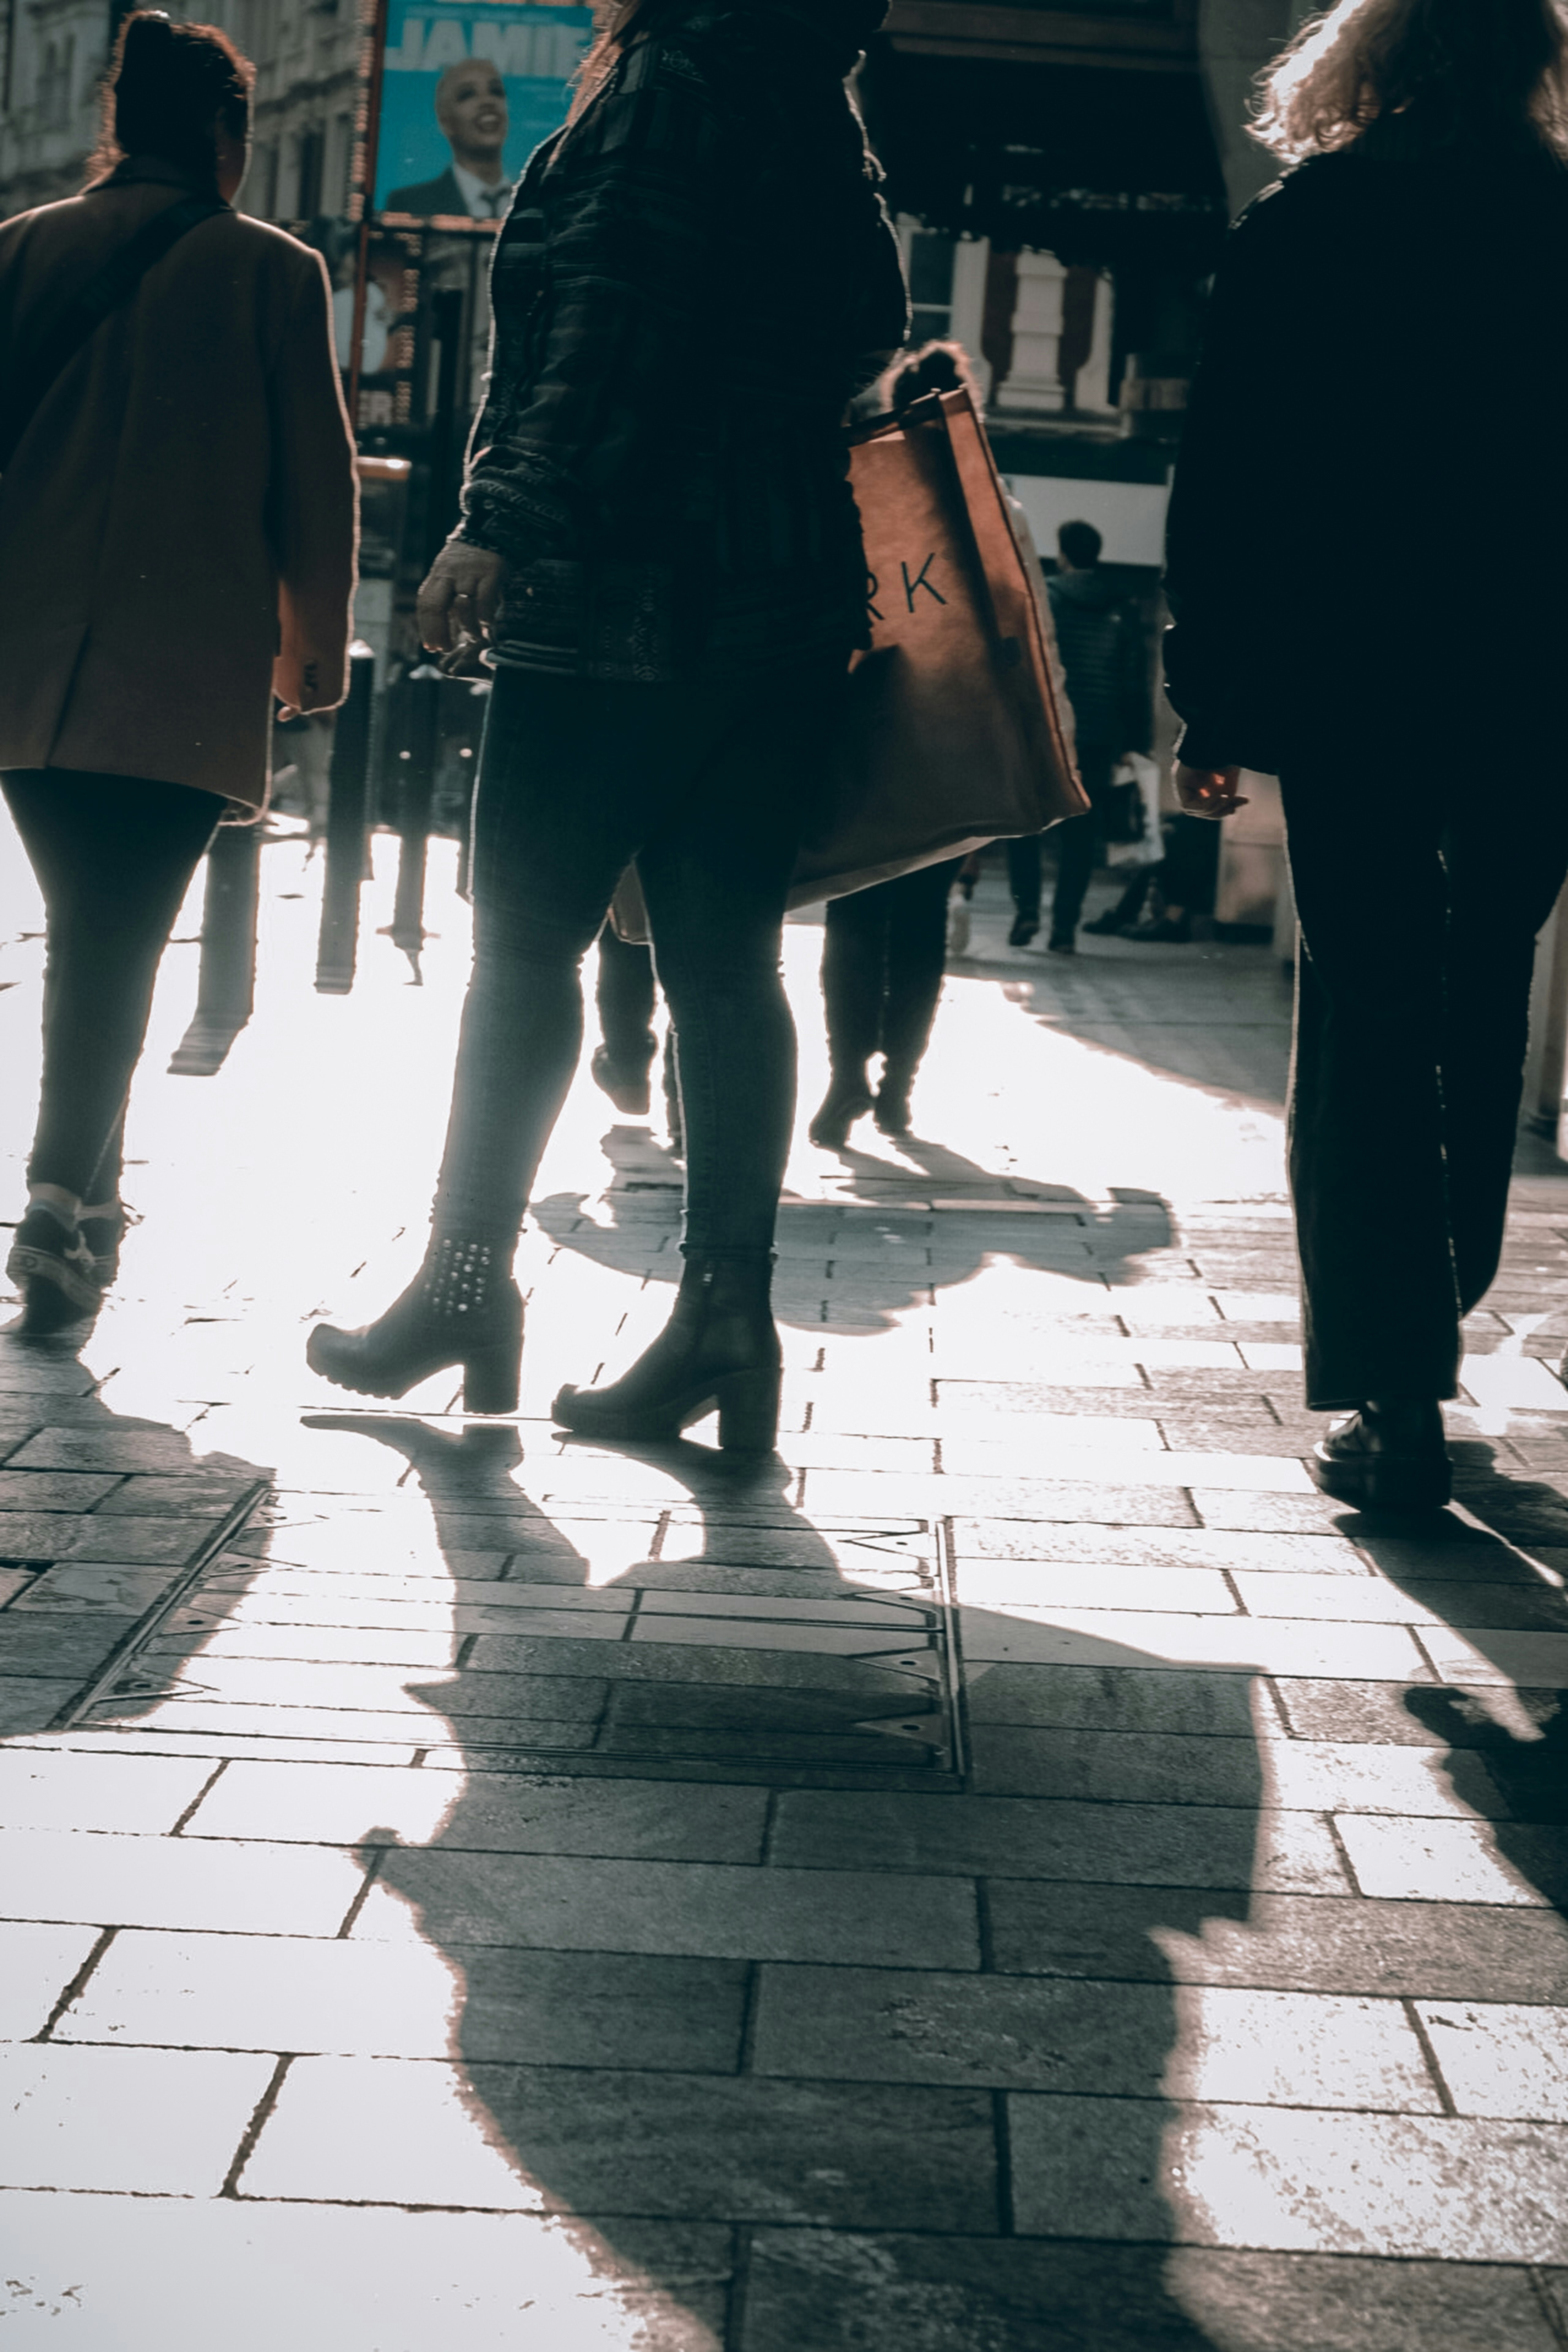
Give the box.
[0,193,225,470]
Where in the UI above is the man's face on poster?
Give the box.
[436,60,508,173]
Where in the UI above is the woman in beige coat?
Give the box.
[0,11,356,1332]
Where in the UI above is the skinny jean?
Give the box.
[433,661,844,1256]
[595,923,658,1072]
[1281,745,1568,1410]
[820,857,960,1085]
[2,769,219,1201]
[1005,744,1115,935]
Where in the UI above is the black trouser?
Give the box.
[434,660,843,1257]
[1281,750,1568,1410]
[1007,835,1043,925]
[2,769,219,1202]
[820,858,960,1088]
[1044,741,1118,939]
[595,923,658,1073]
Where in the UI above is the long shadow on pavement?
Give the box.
[1348,1449,1568,1921]
[317,1408,1264,2350]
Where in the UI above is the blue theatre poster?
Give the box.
[375,0,593,220]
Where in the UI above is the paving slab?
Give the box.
[239,2056,1000,2227]
[0,2194,732,2352]
[771,1789,1349,1894]
[183,1758,771,1857]
[1008,2092,1568,2260]
[353,1848,981,1966]
[986,1880,1568,2001]
[740,2233,1566,2352]
[0,2042,276,2195]
[0,1824,368,1935]
[752,1966,1437,2108]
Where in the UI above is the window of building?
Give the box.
[37,36,75,130]
[251,141,279,218]
[905,226,955,345]
[295,124,324,219]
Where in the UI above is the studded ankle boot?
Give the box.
[306,1235,523,1413]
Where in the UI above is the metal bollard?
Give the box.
[315,640,377,994]
[167,817,262,1076]
[386,662,441,979]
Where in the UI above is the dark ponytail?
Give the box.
[91,12,254,187]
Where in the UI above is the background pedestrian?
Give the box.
[1164,0,1568,1508]
[1008,518,1149,953]
[0,10,356,1332]
[809,339,982,1151]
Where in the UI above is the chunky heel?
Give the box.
[307,1238,523,1405]
[553,1249,780,1452]
[463,1336,522,1415]
[715,1365,781,1452]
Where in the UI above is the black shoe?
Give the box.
[1310,1400,1451,1513]
[590,1045,653,1118]
[1008,914,1039,948]
[307,1238,523,1412]
[1046,931,1076,955]
[554,1250,781,1452]
[873,1079,913,1137]
[808,1075,874,1151]
[6,1206,101,1334]
[1081,910,1126,937]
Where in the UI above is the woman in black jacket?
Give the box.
[1164,0,1568,1510]
[309,0,907,1448]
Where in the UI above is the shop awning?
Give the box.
[862,47,1230,269]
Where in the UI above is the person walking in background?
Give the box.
[1008,519,1149,953]
[592,920,682,1153]
[1164,0,1568,1509]
[308,0,908,1450]
[808,855,963,1149]
[809,339,981,1152]
[0,11,356,1334]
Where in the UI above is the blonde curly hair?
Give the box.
[1252,0,1568,161]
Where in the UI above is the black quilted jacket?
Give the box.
[456,0,909,683]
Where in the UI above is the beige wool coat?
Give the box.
[0,160,358,809]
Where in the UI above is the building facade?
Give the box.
[0,0,363,222]
[0,0,1297,567]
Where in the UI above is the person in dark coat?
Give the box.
[0,12,356,1334]
[1007,518,1150,952]
[1163,0,1568,1509]
[309,0,908,1448]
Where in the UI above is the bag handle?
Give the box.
[898,389,1023,674]
[0,193,225,470]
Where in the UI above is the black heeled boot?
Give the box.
[553,1249,781,1451]
[306,1237,523,1412]
[1310,1398,1450,1513]
[808,1072,874,1150]
[873,1067,914,1137]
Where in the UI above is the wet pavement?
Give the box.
[2,829,1567,2348]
